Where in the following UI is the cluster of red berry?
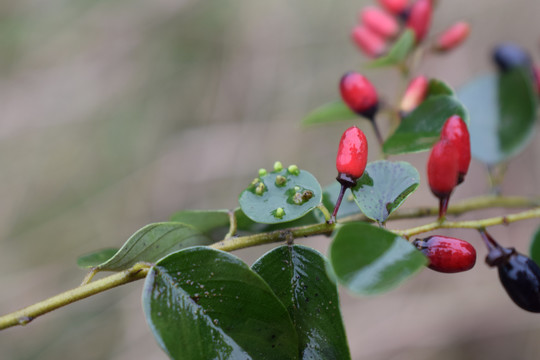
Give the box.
[352,0,470,58]
[332,59,540,313]
[327,0,540,313]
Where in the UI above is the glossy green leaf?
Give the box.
[171,209,231,241]
[76,248,119,268]
[383,94,469,155]
[530,225,540,265]
[458,69,538,165]
[368,29,415,68]
[329,223,427,295]
[95,222,213,271]
[142,247,298,360]
[314,182,362,223]
[351,160,419,224]
[252,245,351,360]
[239,168,322,224]
[301,101,356,126]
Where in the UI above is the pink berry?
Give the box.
[435,22,470,52]
[399,75,429,114]
[351,25,387,58]
[378,0,409,15]
[360,6,400,39]
[406,0,432,43]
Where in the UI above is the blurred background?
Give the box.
[1,0,540,359]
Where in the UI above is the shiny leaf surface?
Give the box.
[329,223,427,295]
[351,160,419,223]
[142,247,298,360]
[252,245,351,360]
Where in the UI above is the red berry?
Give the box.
[378,0,409,15]
[399,75,429,115]
[435,21,470,52]
[339,72,379,119]
[440,115,471,184]
[336,126,368,182]
[406,0,432,43]
[332,126,369,222]
[351,25,387,59]
[360,6,399,39]
[414,236,476,273]
[427,139,459,198]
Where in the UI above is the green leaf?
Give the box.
[329,223,427,295]
[530,225,540,265]
[368,29,415,68]
[351,160,419,223]
[239,168,322,224]
[76,248,119,268]
[457,69,537,165]
[383,94,469,155]
[301,101,357,126]
[314,182,362,223]
[142,247,298,360]
[95,222,213,271]
[171,209,231,241]
[252,245,351,360]
[427,78,455,97]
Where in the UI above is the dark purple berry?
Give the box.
[497,252,540,313]
[492,43,532,72]
[480,229,540,313]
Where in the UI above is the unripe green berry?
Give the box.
[287,164,300,175]
[275,207,285,218]
[274,161,283,172]
[258,168,267,177]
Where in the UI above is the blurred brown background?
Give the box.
[1,0,540,359]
